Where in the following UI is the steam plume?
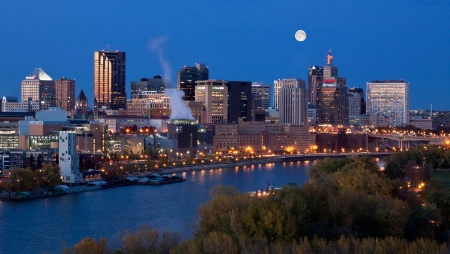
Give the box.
[149,36,172,88]
[165,89,194,120]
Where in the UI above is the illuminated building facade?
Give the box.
[94,50,126,110]
[308,66,323,107]
[21,68,55,110]
[195,80,228,124]
[316,50,348,126]
[55,77,75,115]
[279,79,307,125]
[273,79,282,110]
[126,91,171,117]
[366,80,410,127]
[177,63,209,101]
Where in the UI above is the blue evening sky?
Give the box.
[0,0,449,110]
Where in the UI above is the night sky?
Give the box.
[0,0,449,109]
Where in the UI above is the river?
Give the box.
[0,161,313,254]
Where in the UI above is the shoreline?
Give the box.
[1,152,390,201]
[157,157,282,175]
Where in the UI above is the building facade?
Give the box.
[279,79,307,125]
[55,77,75,115]
[21,68,55,110]
[130,76,165,97]
[177,63,209,101]
[366,80,410,127]
[308,66,323,107]
[94,50,126,110]
[195,80,228,124]
[227,81,252,123]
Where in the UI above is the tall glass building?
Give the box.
[177,63,208,101]
[366,80,410,127]
[94,50,126,110]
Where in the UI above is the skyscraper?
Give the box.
[273,79,282,110]
[366,80,410,127]
[195,80,228,124]
[94,50,126,110]
[55,77,75,114]
[177,63,208,101]
[316,50,348,125]
[21,68,55,110]
[279,79,307,125]
[308,66,323,107]
[227,81,252,123]
[251,82,270,110]
[348,87,366,115]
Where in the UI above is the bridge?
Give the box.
[367,133,448,150]
[279,152,392,162]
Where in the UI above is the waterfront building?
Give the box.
[21,68,55,110]
[213,120,315,154]
[94,50,126,110]
[55,77,75,116]
[227,81,252,123]
[195,80,228,124]
[366,80,410,127]
[279,79,307,125]
[59,131,81,184]
[316,129,367,153]
[130,76,165,97]
[177,63,209,101]
[167,119,198,155]
[0,149,57,172]
[308,66,323,107]
[2,96,40,112]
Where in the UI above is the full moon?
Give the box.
[295,30,306,42]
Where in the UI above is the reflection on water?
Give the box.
[1,161,313,254]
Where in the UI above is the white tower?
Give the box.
[59,131,80,184]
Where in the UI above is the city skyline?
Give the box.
[0,1,449,110]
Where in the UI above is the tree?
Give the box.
[62,237,109,254]
[39,163,62,189]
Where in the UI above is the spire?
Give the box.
[77,89,87,101]
[326,49,333,65]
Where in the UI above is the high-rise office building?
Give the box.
[279,79,307,125]
[55,77,75,114]
[21,68,55,110]
[316,50,348,125]
[195,80,228,124]
[366,80,410,127]
[308,66,323,107]
[349,87,366,115]
[251,82,270,110]
[130,75,165,97]
[177,63,208,101]
[94,50,126,110]
[273,79,282,110]
[227,81,252,123]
